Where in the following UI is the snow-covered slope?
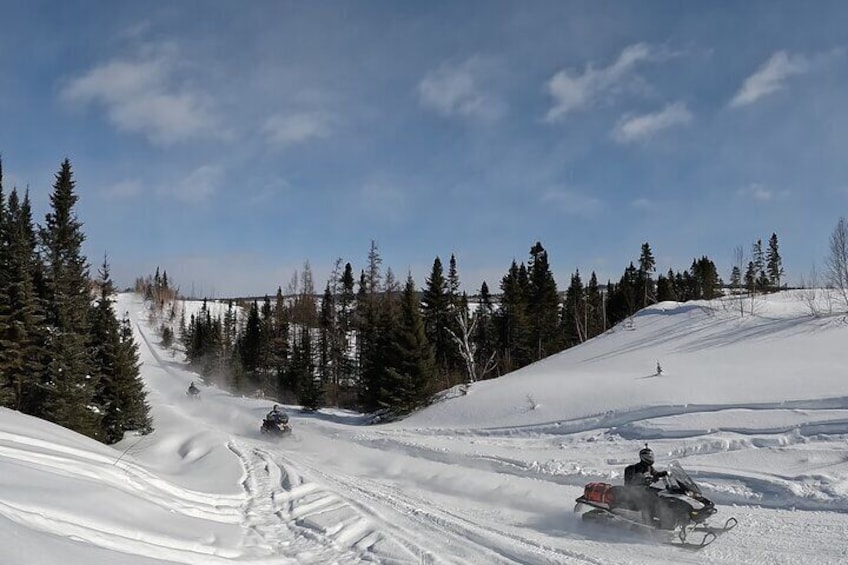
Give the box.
[1,292,848,564]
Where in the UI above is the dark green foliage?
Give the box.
[766,233,783,290]
[39,160,100,438]
[378,275,435,415]
[422,257,454,377]
[90,259,152,443]
[292,327,322,411]
[495,260,532,372]
[527,242,561,358]
[0,189,46,412]
[472,281,498,380]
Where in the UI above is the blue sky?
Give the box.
[2,1,847,297]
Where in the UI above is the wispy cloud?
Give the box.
[161,165,223,203]
[262,112,334,148]
[545,43,669,122]
[631,198,653,210]
[612,102,692,144]
[418,56,506,122]
[100,179,142,199]
[61,46,221,145]
[542,188,604,215]
[729,51,812,108]
[736,183,788,202]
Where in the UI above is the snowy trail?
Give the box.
[6,292,848,564]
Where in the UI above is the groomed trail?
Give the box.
[11,292,841,564]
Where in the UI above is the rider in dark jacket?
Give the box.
[624,445,668,486]
[623,445,668,523]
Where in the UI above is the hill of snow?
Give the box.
[1,292,848,564]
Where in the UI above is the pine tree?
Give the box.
[90,257,152,443]
[422,257,453,378]
[766,233,784,291]
[379,275,435,415]
[495,260,532,372]
[527,242,561,359]
[561,270,585,347]
[472,281,498,380]
[39,160,100,438]
[638,242,656,308]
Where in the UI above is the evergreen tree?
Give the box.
[272,287,290,398]
[527,242,561,359]
[495,260,532,373]
[90,258,152,443]
[379,275,435,415]
[561,270,585,347]
[638,242,656,308]
[293,326,322,410]
[39,160,99,438]
[766,233,784,290]
[471,281,498,380]
[421,257,453,378]
[239,300,261,378]
[585,271,605,338]
[0,189,47,414]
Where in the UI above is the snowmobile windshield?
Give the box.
[666,461,702,495]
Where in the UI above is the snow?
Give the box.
[2,292,848,564]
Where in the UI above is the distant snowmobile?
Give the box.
[186,382,201,400]
[260,417,291,437]
[575,461,737,548]
[260,406,291,437]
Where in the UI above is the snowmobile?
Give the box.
[575,461,737,548]
[186,383,201,400]
[260,417,291,437]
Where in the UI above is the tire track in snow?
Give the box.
[264,444,606,565]
[228,440,408,563]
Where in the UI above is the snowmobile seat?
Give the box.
[582,482,615,506]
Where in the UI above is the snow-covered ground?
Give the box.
[2,292,848,564]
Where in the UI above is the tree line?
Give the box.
[155,235,784,419]
[0,158,152,443]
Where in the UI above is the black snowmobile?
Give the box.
[186,383,201,400]
[260,417,291,438]
[575,461,737,548]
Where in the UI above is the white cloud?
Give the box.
[631,198,653,210]
[542,188,603,215]
[418,57,506,122]
[545,43,661,122]
[263,112,333,148]
[161,165,223,203]
[61,47,220,145]
[101,179,142,199]
[612,102,692,144]
[736,183,789,202]
[729,51,811,108]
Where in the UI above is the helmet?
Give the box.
[639,445,654,465]
[273,404,279,411]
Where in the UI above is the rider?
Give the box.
[624,445,667,486]
[187,381,200,396]
[623,444,668,524]
[266,404,289,426]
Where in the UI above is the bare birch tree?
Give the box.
[447,307,497,384]
[825,217,848,313]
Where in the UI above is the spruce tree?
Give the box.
[380,275,435,415]
[766,233,784,290]
[527,242,561,359]
[422,257,452,378]
[472,281,498,380]
[39,160,100,438]
[495,260,532,372]
[90,257,152,443]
